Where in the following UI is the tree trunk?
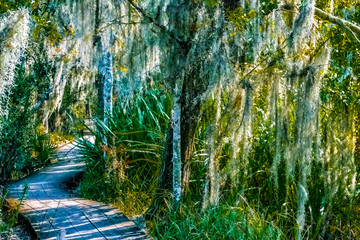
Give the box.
[145,126,173,219]
[98,50,114,126]
[94,0,113,144]
[172,80,182,211]
[180,80,202,196]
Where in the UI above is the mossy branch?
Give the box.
[30,87,53,114]
[279,5,360,45]
[314,7,360,45]
[314,7,360,35]
[124,0,188,46]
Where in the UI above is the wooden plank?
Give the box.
[53,201,106,239]
[23,206,57,239]
[63,199,146,239]
[38,202,85,240]
[6,137,148,240]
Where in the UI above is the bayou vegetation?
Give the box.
[0,0,360,239]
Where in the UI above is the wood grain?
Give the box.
[6,137,148,240]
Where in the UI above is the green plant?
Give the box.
[0,185,28,237]
[29,125,56,167]
[77,88,171,216]
[49,131,75,146]
[150,204,282,240]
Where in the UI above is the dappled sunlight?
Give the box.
[6,139,147,239]
[1,0,359,239]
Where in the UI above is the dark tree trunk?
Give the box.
[145,125,173,219]
[180,76,202,196]
[145,72,206,218]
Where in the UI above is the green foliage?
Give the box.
[0,121,56,182]
[150,204,282,239]
[32,15,62,45]
[0,45,51,182]
[227,7,257,32]
[0,0,28,14]
[0,185,28,237]
[0,48,64,183]
[49,131,75,146]
[78,88,171,216]
[0,187,10,232]
[0,0,65,46]
[204,0,219,8]
[0,0,65,15]
[0,117,32,182]
[0,0,359,239]
[29,125,56,167]
[260,0,278,15]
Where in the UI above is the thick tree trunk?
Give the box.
[141,0,221,216]
[180,80,202,196]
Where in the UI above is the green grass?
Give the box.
[77,88,171,216]
[149,204,282,240]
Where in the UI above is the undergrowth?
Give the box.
[150,204,282,240]
[77,88,360,239]
[0,186,28,238]
[49,131,75,146]
[0,122,58,183]
[77,88,171,216]
[30,125,56,167]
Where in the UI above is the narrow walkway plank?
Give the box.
[6,137,148,240]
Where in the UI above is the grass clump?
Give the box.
[77,88,171,216]
[0,186,28,238]
[150,204,282,240]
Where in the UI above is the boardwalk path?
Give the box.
[6,137,148,239]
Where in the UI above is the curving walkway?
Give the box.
[6,137,148,240]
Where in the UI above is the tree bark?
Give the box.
[172,78,183,211]
[98,50,114,127]
[94,0,114,144]
[145,126,173,219]
[180,76,203,196]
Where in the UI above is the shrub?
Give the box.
[28,125,56,167]
[77,88,171,216]
[150,204,282,240]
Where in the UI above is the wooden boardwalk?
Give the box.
[6,137,148,239]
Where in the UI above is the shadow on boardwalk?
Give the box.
[6,137,148,240]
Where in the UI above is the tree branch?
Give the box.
[314,7,360,35]
[124,0,187,45]
[280,6,360,45]
[314,7,360,45]
[30,87,53,114]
